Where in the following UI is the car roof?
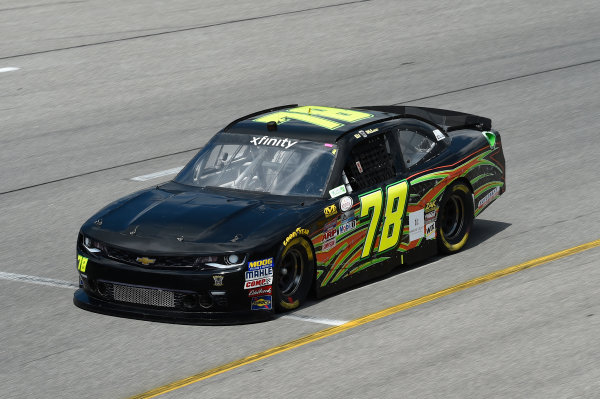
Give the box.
[223,105,397,141]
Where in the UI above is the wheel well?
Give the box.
[443,177,474,217]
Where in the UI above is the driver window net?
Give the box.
[344,134,395,191]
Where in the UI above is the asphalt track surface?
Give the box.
[1,1,599,398]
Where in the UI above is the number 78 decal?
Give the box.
[359,180,409,258]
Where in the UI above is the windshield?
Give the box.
[175,133,338,197]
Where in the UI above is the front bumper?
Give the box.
[74,249,274,325]
[73,289,271,325]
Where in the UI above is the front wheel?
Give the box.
[273,237,315,312]
[437,182,474,254]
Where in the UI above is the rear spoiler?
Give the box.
[355,105,491,132]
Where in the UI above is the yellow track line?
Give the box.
[129,238,600,399]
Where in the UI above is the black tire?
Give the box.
[437,181,474,254]
[273,237,315,312]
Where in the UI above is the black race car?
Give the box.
[74,105,505,324]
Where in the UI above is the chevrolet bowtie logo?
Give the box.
[136,257,156,266]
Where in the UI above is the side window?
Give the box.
[395,128,435,168]
[344,133,396,191]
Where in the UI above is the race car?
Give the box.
[74,105,505,324]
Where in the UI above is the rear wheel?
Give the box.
[274,237,314,311]
[437,182,474,254]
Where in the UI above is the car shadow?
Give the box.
[284,218,512,316]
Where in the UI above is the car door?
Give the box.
[315,129,408,291]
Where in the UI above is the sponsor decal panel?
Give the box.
[322,238,336,252]
[244,277,273,289]
[339,196,353,212]
[424,209,437,224]
[251,295,272,310]
[245,258,274,289]
[324,204,338,217]
[324,227,337,241]
[424,201,437,213]
[248,286,272,297]
[245,267,273,280]
[433,129,446,141]
[425,222,436,240]
[477,186,500,209]
[329,185,347,199]
[338,219,356,235]
[409,209,425,242]
[247,258,273,271]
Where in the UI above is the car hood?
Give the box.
[83,184,319,254]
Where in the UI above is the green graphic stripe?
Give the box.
[321,243,350,286]
[331,241,367,284]
[474,181,504,198]
[470,173,495,185]
[349,257,389,275]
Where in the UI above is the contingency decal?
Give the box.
[253,106,374,131]
[425,222,436,240]
[324,204,338,217]
[77,255,88,272]
[250,296,272,310]
[476,186,500,210]
[329,185,347,199]
[339,196,353,211]
[408,209,425,242]
[248,286,272,297]
[244,258,273,289]
[433,129,446,141]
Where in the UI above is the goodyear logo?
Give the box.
[251,295,272,310]
[283,227,309,246]
[247,257,273,271]
[324,204,338,218]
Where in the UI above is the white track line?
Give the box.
[0,271,77,289]
[131,166,183,181]
[281,314,348,326]
[0,271,348,325]
[0,67,20,73]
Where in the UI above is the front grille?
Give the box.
[94,281,224,310]
[105,246,200,268]
[105,282,177,308]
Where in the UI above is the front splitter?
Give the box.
[73,289,273,325]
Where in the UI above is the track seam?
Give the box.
[0,0,372,60]
[394,58,600,104]
[2,59,598,195]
